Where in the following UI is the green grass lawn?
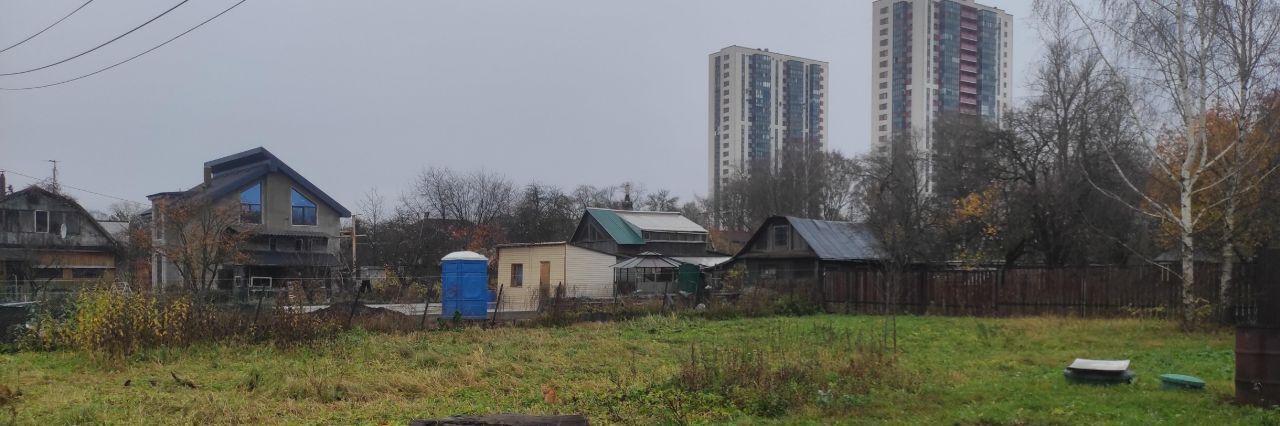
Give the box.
[2,314,1277,424]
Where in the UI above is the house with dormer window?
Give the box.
[147,147,350,292]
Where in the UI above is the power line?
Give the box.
[0,168,146,205]
[0,0,96,55]
[0,0,191,77]
[0,0,248,91]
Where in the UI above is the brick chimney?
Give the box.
[203,166,212,188]
[0,171,6,196]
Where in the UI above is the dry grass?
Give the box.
[0,315,1275,424]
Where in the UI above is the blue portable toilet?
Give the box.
[441,251,491,320]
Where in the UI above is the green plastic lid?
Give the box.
[1159,374,1206,388]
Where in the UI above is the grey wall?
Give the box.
[0,190,114,249]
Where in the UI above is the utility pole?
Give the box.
[46,160,59,193]
[340,214,366,291]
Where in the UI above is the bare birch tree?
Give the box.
[1062,0,1267,327]
[1204,0,1280,320]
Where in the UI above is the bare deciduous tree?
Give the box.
[1062,0,1270,327]
[154,196,251,297]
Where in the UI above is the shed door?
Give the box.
[539,261,551,291]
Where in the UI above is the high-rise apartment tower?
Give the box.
[708,46,828,201]
[870,0,1012,160]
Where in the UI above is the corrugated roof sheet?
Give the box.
[614,210,708,233]
[673,256,732,268]
[585,208,644,245]
[785,217,884,261]
[611,253,683,269]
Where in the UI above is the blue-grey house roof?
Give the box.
[149,147,350,217]
[735,216,884,261]
[785,217,884,261]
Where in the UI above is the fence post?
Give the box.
[347,286,362,329]
[419,285,432,329]
[251,288,266,329]
[491,284,505,326]
[995,268,1003,317]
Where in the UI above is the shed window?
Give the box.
[510,264,523,287]
[772,226,789,249]
[241,183,262,224]
[290,189,317,226]
[34,210,49,233]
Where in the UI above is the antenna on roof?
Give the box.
[46,160,60,194]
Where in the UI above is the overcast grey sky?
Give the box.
[0,0,1044,212]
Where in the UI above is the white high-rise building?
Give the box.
[870,0,1012,158]
[707,46,828,202]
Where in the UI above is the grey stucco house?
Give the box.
[147,147,350,293]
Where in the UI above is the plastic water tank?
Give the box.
[441,251,490,320]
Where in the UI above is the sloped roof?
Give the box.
[149,147,350,217]
[611,252,684,269]
[672,256,732,268]
[733,216,884,261]
[584,208,643,245]
[786,217,884,261]
[97,220,129,237]
[0,186,118,245]
[584,208,707,245]
[613,210,707,233]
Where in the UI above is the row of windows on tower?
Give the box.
[239,183,317,226]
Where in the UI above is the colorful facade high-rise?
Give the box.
[708,46,828,202]
[870,0,1012,181]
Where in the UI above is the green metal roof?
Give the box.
[586,208,644,245]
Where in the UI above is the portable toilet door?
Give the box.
[441,251,490,320]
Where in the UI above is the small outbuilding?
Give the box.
[493,242,617,311]
[724,216,884,281]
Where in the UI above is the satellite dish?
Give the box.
[59,223,67,239]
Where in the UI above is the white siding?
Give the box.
[565,245,617,299]
[495,244,565,312]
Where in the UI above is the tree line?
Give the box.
[820,0,1280,329]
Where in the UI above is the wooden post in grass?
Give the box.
[252,288,266,329]
[347,285,363,329]
[419,286,431,329]
[491,284,505,326]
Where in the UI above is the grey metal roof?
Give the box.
[784,217,884,261]
[672,256,732,268]
[611,252,683,269]
[149,147,351,217]
[613,210,708,233]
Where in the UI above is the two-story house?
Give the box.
[0,183,120,286]
[147,147,350,292]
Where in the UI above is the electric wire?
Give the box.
[0,168,146,205]
[0,0,247,90]
[0,0,96,55]
[0,0,190,77]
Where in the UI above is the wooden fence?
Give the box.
[809,263,1257,322]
